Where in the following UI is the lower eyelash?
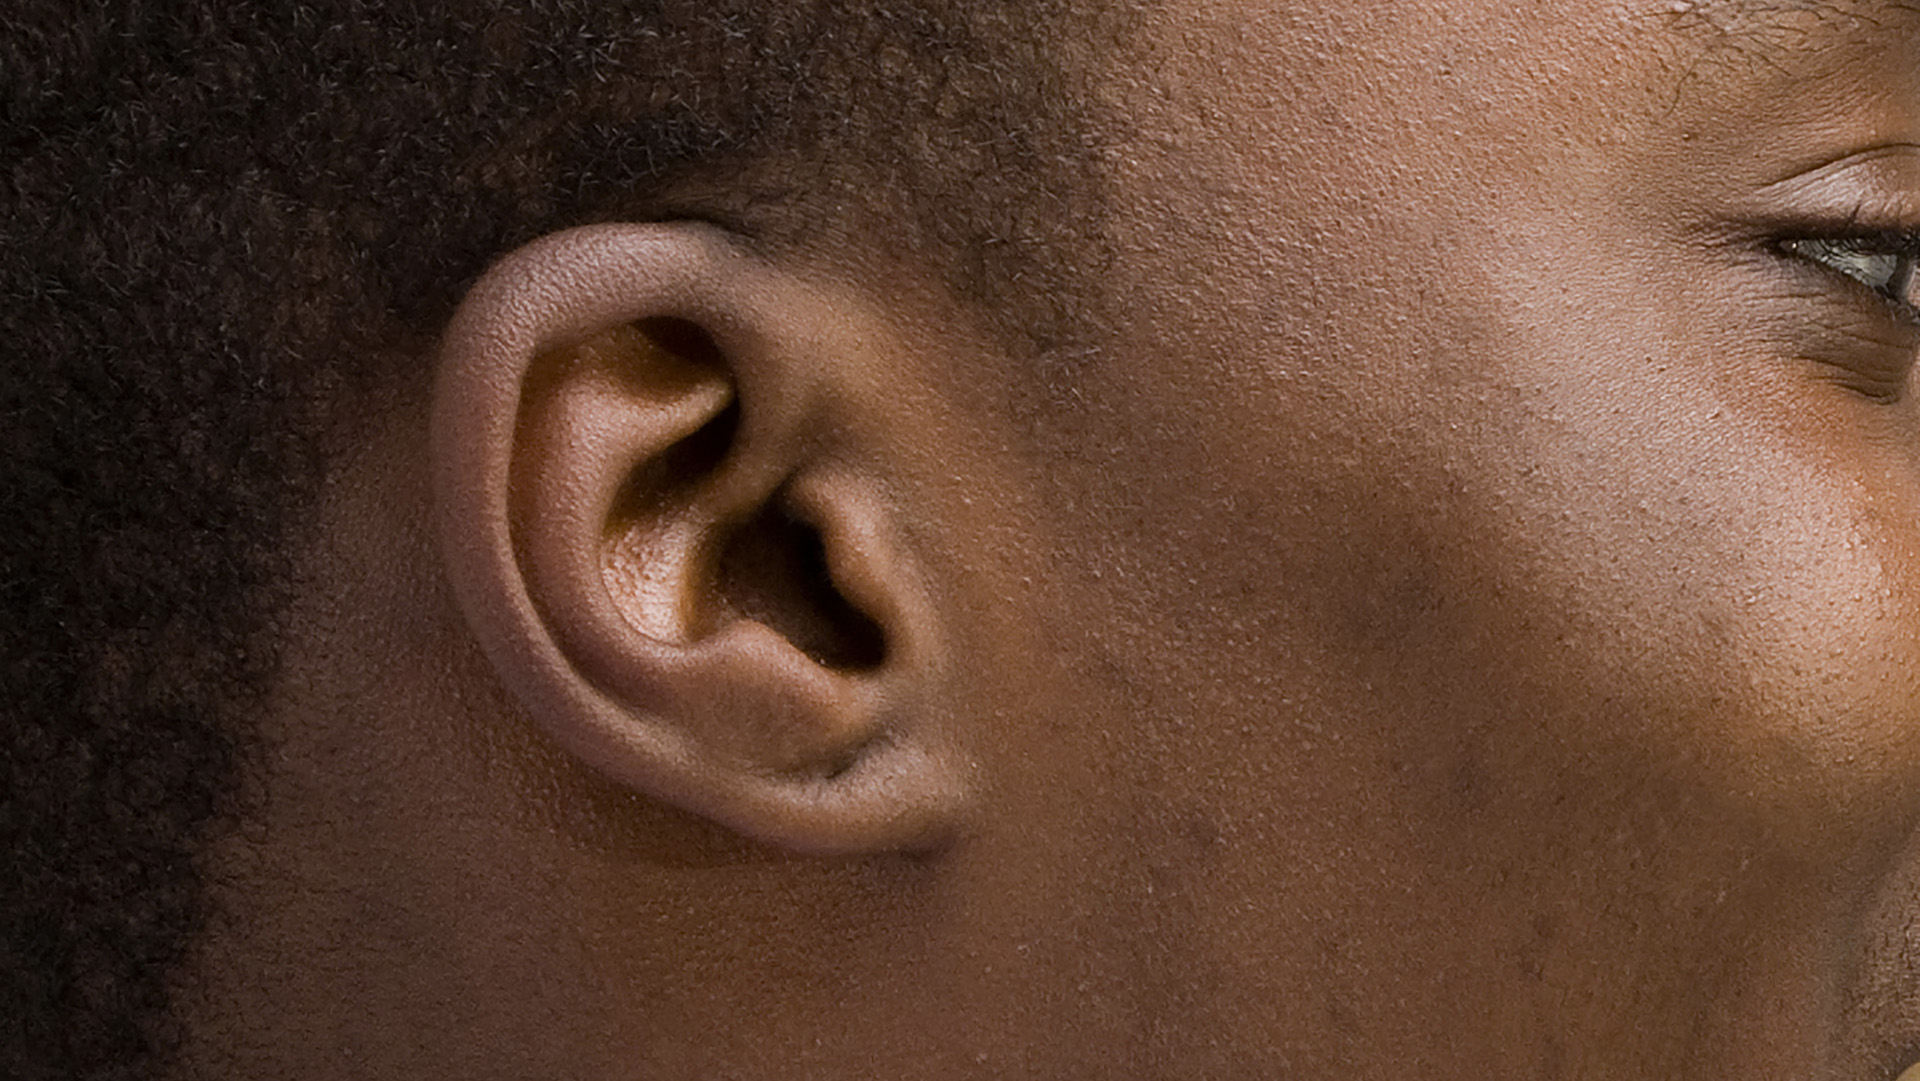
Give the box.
[1779,233,1920,321]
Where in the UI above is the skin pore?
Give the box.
[170,1,1920,1079]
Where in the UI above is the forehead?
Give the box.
[1115,0,1916,99]
[1084,0,1918,432]
[1102,0,1915,210]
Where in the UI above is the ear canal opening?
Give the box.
[713,498,888,672]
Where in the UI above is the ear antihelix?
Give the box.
[514,321,736,646]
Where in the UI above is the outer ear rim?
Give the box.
[431,223,966,855]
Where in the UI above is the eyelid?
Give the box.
[1741,147,1920,325]
[1701,144,1920,249]
[1736,144,1920,242]
[1754,144,1920,208]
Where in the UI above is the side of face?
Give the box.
[1044,1,1920,1077]
[179,2,1920,1079]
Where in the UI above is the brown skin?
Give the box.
[180,1,1920,1078]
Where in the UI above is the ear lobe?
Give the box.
[432,224,964,854]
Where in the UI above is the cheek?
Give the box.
[1087,187,1920,876]
[1381,268,1920,868]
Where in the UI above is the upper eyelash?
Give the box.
[1781,228,1920,257]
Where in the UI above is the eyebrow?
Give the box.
[1663,0,1919,65]
[1678,0,1905,20]
[1669,0,1919,35]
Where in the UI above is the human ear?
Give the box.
[431,223,964,855]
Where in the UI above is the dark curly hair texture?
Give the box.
[0,2,1126,1076]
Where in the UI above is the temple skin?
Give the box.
[176,1,1920,1079]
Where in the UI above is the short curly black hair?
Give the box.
[0,3,1128,1076]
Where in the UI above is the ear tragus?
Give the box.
[432,223,964,854]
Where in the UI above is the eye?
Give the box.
[1780,235,1920,321]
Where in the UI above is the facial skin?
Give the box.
[1073,2,1920,1076]
[177,2,1920,1079]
